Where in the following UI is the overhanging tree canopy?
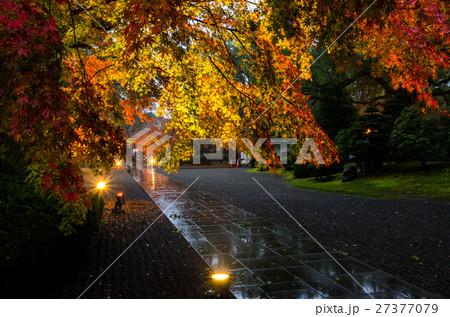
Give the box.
[1,0,449,204]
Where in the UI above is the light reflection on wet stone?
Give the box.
[134,169,437,299]
[230,286,269,299]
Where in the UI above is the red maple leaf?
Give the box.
[8,19,22,30]
[16,95,29,105]
[17,47,28,57]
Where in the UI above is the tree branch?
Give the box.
[87,64,114,82]
[66,0,87,81]
[207,55,255,105]
[205,7,247,82]
[70,43,93,51]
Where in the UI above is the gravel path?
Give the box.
[162,167,450,298]
[55,168,213,298]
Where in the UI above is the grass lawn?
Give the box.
[247,161,450,200]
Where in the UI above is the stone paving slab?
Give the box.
[133,169,437,299]
[55,168,213,299]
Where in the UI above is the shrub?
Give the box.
[284,152,297,170]
[257,163,269,171]
[0,172,104,296]
[60,192,105,260]
[0,173,61,294]
[293,162,343,180]
[293,163,310,178]
[390,106,449,166]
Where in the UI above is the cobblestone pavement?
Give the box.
[134,169,437,299]
[57,168,213,298]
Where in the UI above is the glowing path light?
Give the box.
[97,182,106,190]
[210,273,230,297]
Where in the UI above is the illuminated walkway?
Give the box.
[134,169,436,299]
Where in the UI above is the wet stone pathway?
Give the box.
[133,169,436,299]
